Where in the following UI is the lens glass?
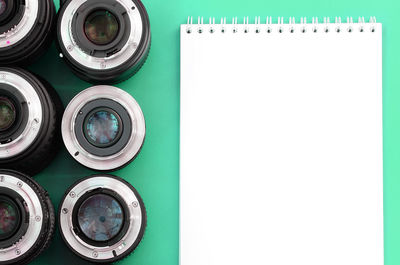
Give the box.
[77,194,124,242]
[0,0,6,16]
[85,110,121,147]
[84,10,119,45]
[0,97,16,131]
[0,199,18,238]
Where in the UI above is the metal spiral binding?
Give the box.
[185,16,377,34]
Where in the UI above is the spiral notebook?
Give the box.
[180,17,383,265]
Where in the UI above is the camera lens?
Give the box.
[57,0,151,84]
[0,67,64,176]
[0,0,56,66]
[0,169,55,265]
[59,174,146,263]
[62,86,145,171]
[0,97,16,131]
[84,10,119,45]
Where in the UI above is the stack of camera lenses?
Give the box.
[0,0,150,264]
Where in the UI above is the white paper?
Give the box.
[180,20,383,265]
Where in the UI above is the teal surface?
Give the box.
[28,0,396,264]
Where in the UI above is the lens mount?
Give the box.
[57,0,151,84]
[59,175,146,263]
[0,67,64,176]
[0,0,56,66]
[0,0,35,49]
[0,0,24,33]
[62,86,145,171]
[0,70,43,157]
[71,1,130,57]
[74,98,131,157]
[0,169,55,265]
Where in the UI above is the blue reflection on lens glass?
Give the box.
[86,110,119,146]
[0,1,6,16]
[77,194,124,242]
[0,200,18,235]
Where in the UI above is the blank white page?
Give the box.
[180,18,382,265]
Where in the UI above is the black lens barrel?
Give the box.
[57,0,151,84]
[0,169,55,265]
[0,68,63,176]
[58,174,147,263]
[0,0,55,66]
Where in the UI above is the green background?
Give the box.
[28,0,395,264]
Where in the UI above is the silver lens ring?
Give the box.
[0,0,39,48]
[59,0,143,71]
[0,173,43,262]
[62,86,145,171]
[0,70,43,159]
[59,175,146,263]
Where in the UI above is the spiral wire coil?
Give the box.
[185,16,378,34]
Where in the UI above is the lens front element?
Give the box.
[0,97,16,131]
[84,109,121,147]
[0,0,7,17]
[78,194,124,242]
[0,197,19,240]
[84,10,119,46]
